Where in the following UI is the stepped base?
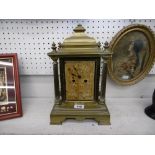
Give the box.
[50,102,110,125]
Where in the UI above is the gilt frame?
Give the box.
[108,24,155,85]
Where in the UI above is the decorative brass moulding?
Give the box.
[48,24,112,125]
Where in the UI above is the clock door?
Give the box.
[65,61,95,101]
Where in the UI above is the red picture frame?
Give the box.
[0,53,22,120]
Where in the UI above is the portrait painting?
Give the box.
[108,24,155,85]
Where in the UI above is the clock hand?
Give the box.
[73,66,82,79]
[72,73,76,77]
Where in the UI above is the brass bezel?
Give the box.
[108,24,155,86]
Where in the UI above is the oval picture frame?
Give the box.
[108,24,155,85]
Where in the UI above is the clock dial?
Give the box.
[65,61,95,101]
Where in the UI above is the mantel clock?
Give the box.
[48,24,112,125]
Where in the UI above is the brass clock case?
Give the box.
[48,24,112,125]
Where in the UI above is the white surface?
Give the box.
[0,75,155,135]
[0,19,155,75]
[0,97,155,135]
[19,75,155,98]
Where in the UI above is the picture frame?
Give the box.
[108,24,155,85]
[0,53,22,120]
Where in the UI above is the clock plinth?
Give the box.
[50,102,110,125]
[48,24,112,125]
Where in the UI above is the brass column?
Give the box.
[100,42,110,103]
[51,42,60,103]
[100,59,108,102]
[53,60,60,102]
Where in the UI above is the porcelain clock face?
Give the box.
[65,61,95,101]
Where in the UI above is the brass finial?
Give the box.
[104,41,109,49]
[103,41,111,54]
[73,24,86,33]
[52,42,57,51]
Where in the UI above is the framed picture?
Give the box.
[108,24,155,85]
[0,53,22,120]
